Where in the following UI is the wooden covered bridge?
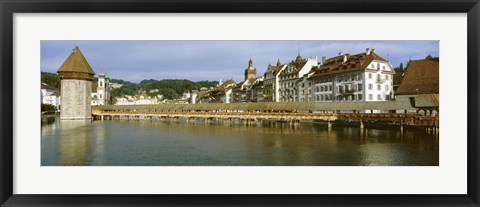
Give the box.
[92,100,439,131]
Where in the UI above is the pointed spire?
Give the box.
[57,46,95,79]
[277,58,281,66]
[296,51,302,62]
[248,59,253,68]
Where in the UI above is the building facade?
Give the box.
[278,53,318,102]
[263,60,287,102]
[91,72,111,106]
[309,48,395,103]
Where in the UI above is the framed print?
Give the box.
[1,0,479,206]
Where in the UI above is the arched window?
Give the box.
[99,81,103,87]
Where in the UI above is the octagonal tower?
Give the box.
[57,46,95,120]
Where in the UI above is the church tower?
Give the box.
[57,46,95,120]
[244,59,257,81]
[97,72,110,105]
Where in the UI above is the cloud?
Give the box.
[41,40,439,83]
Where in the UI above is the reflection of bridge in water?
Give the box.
[92,101,439,132]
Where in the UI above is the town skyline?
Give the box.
[41,40,439,83]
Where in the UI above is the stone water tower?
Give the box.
[57,46,95,120]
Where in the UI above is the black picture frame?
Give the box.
[1,0,479,206]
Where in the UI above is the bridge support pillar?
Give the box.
[360,121,364,130]
[327,121,332,129]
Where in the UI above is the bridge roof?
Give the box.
[94,101,417,111]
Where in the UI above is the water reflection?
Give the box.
[41,117,439,166]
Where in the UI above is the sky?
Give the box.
[41,40,439,83]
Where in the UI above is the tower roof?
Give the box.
[57,46,95,75]
[296,52,302,62]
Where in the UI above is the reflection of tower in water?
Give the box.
[58,120,92,166]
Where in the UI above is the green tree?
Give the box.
[41,72,61,88]
[41,103,56,112]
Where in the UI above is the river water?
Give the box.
[41,117,439,166]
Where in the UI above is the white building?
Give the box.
[278,53,318,102]
[41,83,61,110]
[91,72,111,106]
[114,94,160,105]
[309,48,395,103]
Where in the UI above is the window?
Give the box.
[358,94,362,100]
[377,63,381,70]
[385,85,389,91]
[371,64,375,69]
[99,81,103,87]
[382,65,386,70]
[99,94,102,99]
[368,73,372,79]
[377,74,380,80]
[315,86,319,92]
[385,95,390,101]
[377,94,381,100]
[329,85,332,91]
[377,84,381,90]
[357,84,362,91]
[368,84,373,90]
[369,94,373,100]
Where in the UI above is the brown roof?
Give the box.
[309,50,389,79]
[395,57,439,95]
[266,64,285,74]
[279,59,307,78]
[218,79,235,89]
[393,71,404,86]
[57,46,95,75]
[94,100,416,112]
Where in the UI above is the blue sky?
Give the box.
[41,40,439,83]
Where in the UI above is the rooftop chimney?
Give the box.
[366,48,371,55]
[338,52,343,56]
